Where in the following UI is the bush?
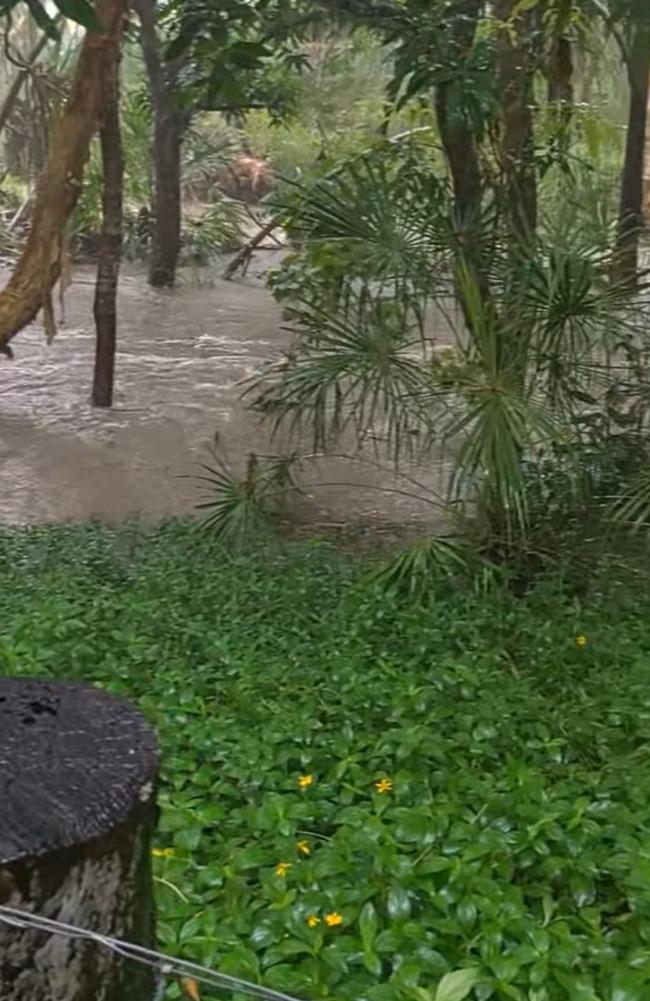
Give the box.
[2,522,650,1000]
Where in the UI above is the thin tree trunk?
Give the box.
[92,32,123,408]
[494,0,538,245]
[0,28,52,137]
[547,35,573,153]
[0,0,127,355]
[433,0,483,234]
[640,76,644,223]
[616,23,650,285]
[433,0,491,324]
[132,0,190,288]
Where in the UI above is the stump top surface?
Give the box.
[0,678,159,864]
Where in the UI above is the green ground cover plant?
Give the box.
[1,520,650,1001]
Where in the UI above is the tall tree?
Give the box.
[92,24,123,407]
[615,9,650,283]
[132,0,189,288]
[0,0,127,355]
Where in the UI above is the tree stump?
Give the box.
[0,677,159,1001]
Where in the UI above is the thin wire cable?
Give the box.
[0,905,307,1001]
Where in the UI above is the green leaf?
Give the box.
[612,972,649,1001]
[510,0,541,14]
[360,901,378,951]
[387,885,412,920]
[434,968,481,1001]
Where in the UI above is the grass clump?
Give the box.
[1,520,650,1001]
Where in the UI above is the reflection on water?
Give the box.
[0,258,450,528]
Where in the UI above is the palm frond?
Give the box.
[195,452,301,543]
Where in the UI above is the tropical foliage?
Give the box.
[3,522,650,1000]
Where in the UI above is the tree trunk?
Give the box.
[132,0,190,288]
[92,27,123,408]
[433,0,491,326]
[640,76,644,223]
[0,677,159,1001]
[0,0,127,355]
[433,0,483,233]
[546,0,573,153]
[547,35,573,153]
[494,0,538,245]
[616,23,650,285]
[0,28,52,137]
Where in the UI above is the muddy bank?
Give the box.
[0,259,451,529]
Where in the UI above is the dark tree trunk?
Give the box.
[616,23,650,286]
[149,115,185,287]
[92,39,123,408]
[433,0,492,327]
[0,678,159,1001]
[132,0,190,288]
[494,0,538,245]
[433,0,483,233]
[547,35,573,151]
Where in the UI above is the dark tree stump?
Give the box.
[0,678,159,1001]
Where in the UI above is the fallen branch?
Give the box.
[223,216,282,280]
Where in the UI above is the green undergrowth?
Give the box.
[1,520,650,1001]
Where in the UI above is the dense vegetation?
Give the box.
[2,521,650,1001]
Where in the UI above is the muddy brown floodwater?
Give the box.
[0,258,451,532]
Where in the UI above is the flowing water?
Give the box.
[0,257,451,530]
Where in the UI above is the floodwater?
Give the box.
[0,257,451,531]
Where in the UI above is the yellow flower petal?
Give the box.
[374,778,393,794]
[298,774,314,789]
[275,861,292,877]
[324,912,343,927]
[306,914,320,928]
[297,840,311,856]
[576,635,587,648]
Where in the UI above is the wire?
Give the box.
[0,905,308,1001]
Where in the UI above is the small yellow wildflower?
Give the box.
[297,840,311,856]
[152,847,175,858]
[298,774,314,789]
[576,635,588,648]
[306,914,320,928]
[324,912,343,928]
[375,778,393,795]
[275,861,292,878]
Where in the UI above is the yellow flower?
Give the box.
[297,840,311,856]
[275,861,292,878]
[298,774,314,789]
[306,914,320,928]
[152,847,175,858]
[324,912,343,928]
[576,635,588,648]
[374,778,393,795]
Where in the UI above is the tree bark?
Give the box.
[494,0,538,245]
[92,26,123,408]
[547,35,573,153]
[0,0,127,355]
[0,677,159,1001]
[433,0,483,234]
[640,76,644,223]
[616,22,650,285]
[132,0,190,288]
